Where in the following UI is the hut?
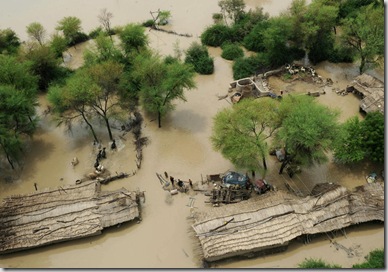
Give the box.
[191,182,384,262]
[0,180,142,254]
[346,74,384,114]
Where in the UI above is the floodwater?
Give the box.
[0,0,384,268]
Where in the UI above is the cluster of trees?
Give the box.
[200,0,384,79]
[298,248,384,268]
[0,10,197,169]
[211,95,383,177]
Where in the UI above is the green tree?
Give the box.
[340,4,384,74]
[298,258,341,268]
[218,0,246,25]
[276,95,340,174]
[211,98,281,176]
[360,112,384,163]
[0,28,20,55]
[86,61,125,141]
[184,42,214,75]
[47,71,100,143]
[20,45,61,91]
[49,33,68,60]
[333,117,365,164]
[261,16,294,66]
[303,0,339,64]
[26,22,46,46]
[287,0,308,48]
[83,32,124,65]
[0,85,38,169]
[56,16,82,48]
[231,7,269,42]
[0,55,38,98]
[119,23,148,54]
[135,54,196,128]
[353,249,384,268]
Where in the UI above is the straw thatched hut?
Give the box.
[0,180,141,254]
[346,74,384,114]
[192,182,384,262]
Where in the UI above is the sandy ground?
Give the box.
[0,0,384,268]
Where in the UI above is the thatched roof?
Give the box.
[192,182,384,262]
[349,74,384,114]
[0,181,140,254]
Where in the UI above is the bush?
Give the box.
[328,45,354,63]
[232,53,268,79]
[353,249,384,268]
[185,42,214,74]
[201,24,233,47]
[212,13,223,24]
[142,19,155,28]
[89,27,104,39]
[221,43,244,60]
[242,20,269,52]
[69,31,89,46]
[298,258,341,269]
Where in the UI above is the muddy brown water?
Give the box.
[0,0,384,268]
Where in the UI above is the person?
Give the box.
[111,139,116,150]
[280,90,283,95]
[177,179,184,187]
[34,183,38,191]
[97,149,102,160]
[170,176,175,186]
[101,147,106,159]
[94,159,100,170]
[164,171,168,179]
[189,179,193,188]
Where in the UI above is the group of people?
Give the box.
[93,140,117,172]
[164,172,193,190]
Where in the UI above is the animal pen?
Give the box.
[0,180,143,254]
[191,182,384,263]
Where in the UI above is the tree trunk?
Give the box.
[80,112,99,143]
[359,56,366,75]
[279,156,292,174]
[158,111,162,128]
[104,116,114,141]
[262,156,267,170]
[1,143,15,169]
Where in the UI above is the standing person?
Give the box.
[164,171,168,179]
[111,139,116,150]
[170,176,175,187]
[101,147,106,159]
[189,179,193,188]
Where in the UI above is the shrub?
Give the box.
[221,43,244,60]
[298,258,341,269]
[69,31,89,46]
[89,27,104,39]
[185,42,214,74]
[243,20,269,52]
[142,19,155,28]
[328,44,354,63]
[212,13,223,24]
[353,249,384,268]
[201,24,233,47]
[232,53,268,79]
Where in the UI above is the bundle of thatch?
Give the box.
[0,181,140,254]
[192,183,384,262]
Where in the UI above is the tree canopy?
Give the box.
[340,4,384,74]
[26,22,46,46]
[56,16,82,47]
[211,98,281,176]
[134,53,196,128]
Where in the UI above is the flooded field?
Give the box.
[0,0,384,268]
